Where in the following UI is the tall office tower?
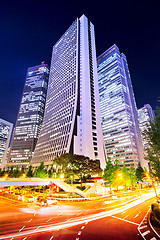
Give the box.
[0,118,13,169]
[97,44,145,168]
[9,63,49,168]
[138,104,155,149]
[32,15,106,169]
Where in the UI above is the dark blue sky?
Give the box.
[0,0,159,125]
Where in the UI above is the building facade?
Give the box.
[0,118,13,169]
[138,104,155,149]
[9,63,49,168]
[97,44,145,168]
[32,15,106,169]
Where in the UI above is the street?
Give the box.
[0,190,159,240]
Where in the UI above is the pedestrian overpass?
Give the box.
[0,178,87,198]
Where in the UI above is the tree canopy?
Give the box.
[143,104,160,180]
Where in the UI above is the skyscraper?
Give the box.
[97,44,145,168]
[138,104,155,149]
[0,118,13,169]
[9,63,49,168]
[32,15,106,169]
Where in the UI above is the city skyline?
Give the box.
[32,15,106,169]
[9,64,49,167]
[97,44,144,168]
[0,1,160,125]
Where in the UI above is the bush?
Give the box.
[151,202,160,224]
[151,203,159,212]
[153,207,160,224]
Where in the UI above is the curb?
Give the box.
[148,211,160,239]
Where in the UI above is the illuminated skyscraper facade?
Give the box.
[138,104,155,149]
[97,44,145,168]
[9,64,49,167]
[32,15,106,169]
[0,118,13,169]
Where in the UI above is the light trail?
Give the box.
[0,191,157,240]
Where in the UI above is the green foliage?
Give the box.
[103,157,115,190]
[153,206,160,224]
[146,148,160,180]
[122,162,130,188]
[26,165,33,178]
[21,166,25,174]
[54,153,102,180]
[136,162,145,181]
[143,103,160,179]
[12,167,20,178]
[129,163,137,188]
[34,162,47,178]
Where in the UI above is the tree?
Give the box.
[122,162,130,189]
[26,165,33,178]
[143,103,160,179]
[136,162,145,181]
[113,159,123,190]
[54,153,102,184]
[146,148,160,180]
[12,167,20,178]
[34,162,47,178]
[129,164,137,189]
[103,157,115,192]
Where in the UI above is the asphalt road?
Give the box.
[0,190,159,240]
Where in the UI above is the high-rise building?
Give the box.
[9,63,49,168]
[138,104,155,149]
[0,118,13,169]
[32,15,106,169]
[97,44,145,168]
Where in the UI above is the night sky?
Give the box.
[0,0,159,125]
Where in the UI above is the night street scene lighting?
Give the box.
[0,2,160,239]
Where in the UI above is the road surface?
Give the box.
[0,190,159,239]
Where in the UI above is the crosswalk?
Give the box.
[138,210,158,240]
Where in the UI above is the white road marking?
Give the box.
[139,225,147,229]
[150,237,157,240]
[67,218,72,222]
[46,218,53,222]
[76,238,79,240]
[78,231,81,235]
[34,226,40,231]
[49,236,54,240]
[23,237,27,240]
[19,226,25,232]
[142,230,150,236]
[123,215,129,219]
[28,219,32,222]
[81,226,85,229]
[134,211,141,218]
[112,216,139,226]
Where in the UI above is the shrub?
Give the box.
[151,203,159,212]
[153,207,160,224]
